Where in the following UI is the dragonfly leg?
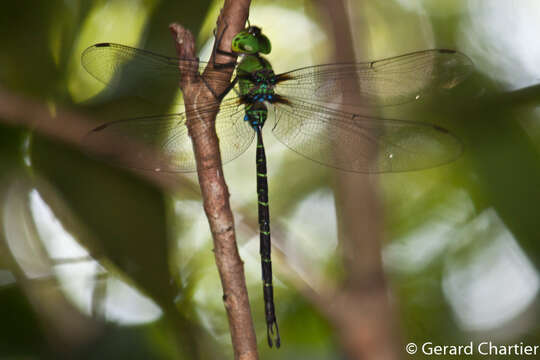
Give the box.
[200,75,238,102]
[200,76,221,100]
[212,23,238,70]
[217,76,238,100]
[199,23,239,101]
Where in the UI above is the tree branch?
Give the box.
[169,1,258,359]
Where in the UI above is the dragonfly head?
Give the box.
[232,26,271,55]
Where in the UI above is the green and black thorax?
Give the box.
[232,26,286,130]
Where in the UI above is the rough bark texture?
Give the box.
[169,1,258,359]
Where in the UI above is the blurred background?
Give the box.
[1,0,539,359]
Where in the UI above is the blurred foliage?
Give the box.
[0,0,539,359]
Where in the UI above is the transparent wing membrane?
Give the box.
[83,99,253,172]
[82,44,470,173]
[275,49,473,106]
[271,99,462,173]
[81,43,233,105]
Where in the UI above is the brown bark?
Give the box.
[169,1,258,359]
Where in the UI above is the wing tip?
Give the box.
[437,49,457,54]
[81,43,113,67]
[433,124,450,133]
[437,48,474,67]
[94,42,112,48]
[92,123,109,132]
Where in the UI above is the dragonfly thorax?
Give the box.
[244,68,276,104]
[238,55,276,103]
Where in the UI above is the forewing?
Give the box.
[81,43,233,105]
[271,99,462,173]
[274,49,473,107]
[84,99,253,172]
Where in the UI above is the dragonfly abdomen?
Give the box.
[244,102,269,129]
[255,127,280,348]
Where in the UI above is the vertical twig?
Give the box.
[316,0,401,359]
[169,1,258,359]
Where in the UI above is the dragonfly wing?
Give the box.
[84,99,253,172]
[274,49,473,107]
[271,99,462,173]
[81,43,233,105]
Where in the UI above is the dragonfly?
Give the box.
[81,25,473,348]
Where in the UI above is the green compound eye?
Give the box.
[257,33,271,54]
[231,26,272,55]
